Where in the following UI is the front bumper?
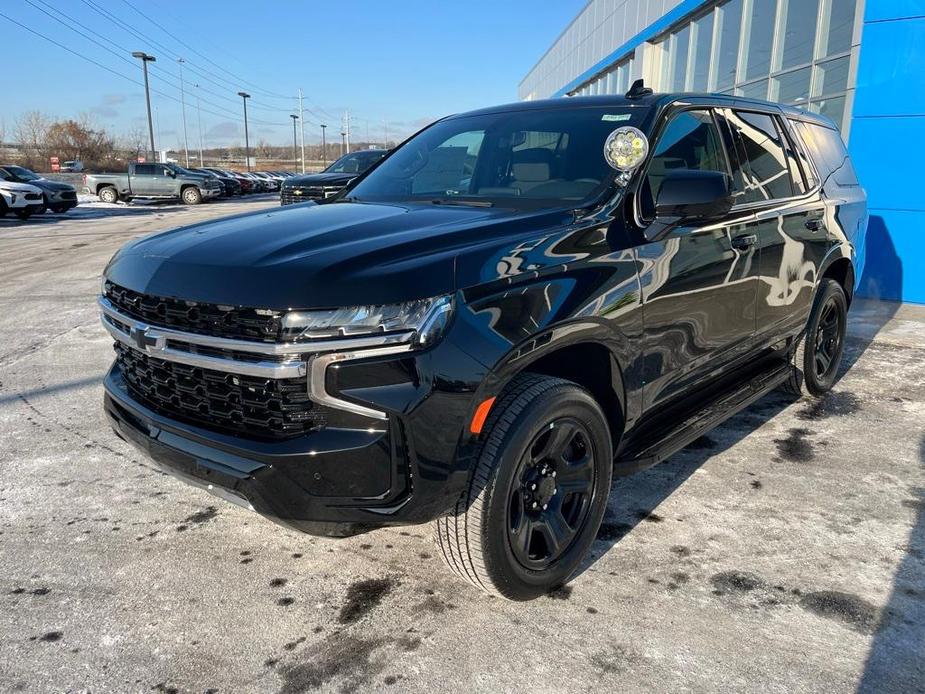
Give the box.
[99,294,492,536]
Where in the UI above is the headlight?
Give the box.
[281,294,454,346]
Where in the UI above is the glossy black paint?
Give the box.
[102,93,867,536]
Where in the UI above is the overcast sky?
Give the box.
[0,0,585,148]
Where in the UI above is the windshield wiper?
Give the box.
[430,198,493,208]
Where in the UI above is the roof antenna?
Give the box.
[626,78,653,99]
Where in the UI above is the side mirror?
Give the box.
[655,169,734,222]
[643,170,735,242]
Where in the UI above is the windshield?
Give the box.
[325,151,386,175]
[0,165,40,182]
[348,106,647,207]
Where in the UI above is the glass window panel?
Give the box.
[816,56,850,96]
[774,66,812,106]
[670,26,691,91]
[716,0,743,92]
[780,0,820,70]
[641,110,727,219]
[738,80,769,100]
[691,11,715,91]
[728,110,794,201]
[811,96,848,132]
[744,0,777,81]
[826,0,857,56]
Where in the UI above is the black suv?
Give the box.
[100,87,867,600]
[280,149,388,205]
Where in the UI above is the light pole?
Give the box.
[290,114,299,171]
[131,51,156,161]
[297,89,306,174]
[237,91,251,171]
[194,83,204,167]
[177,57,190,168]
[320,124,327,167]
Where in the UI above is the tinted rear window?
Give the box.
[790,119,859,188]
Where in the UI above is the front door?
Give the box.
[634,108,760,412]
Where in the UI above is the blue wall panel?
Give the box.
[852,17,925,117]
[864,0,925,22]
[851,1,925,303]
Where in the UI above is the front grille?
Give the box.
[60,191,77,200]
[115,342,324,440]
[280,184,343,206]
[25,193,42,201]
[105,282,283,343]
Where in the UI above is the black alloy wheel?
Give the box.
[782,278,848,396]
[508,418,596,570]
[434,374,612,600]
[813,294,844,381]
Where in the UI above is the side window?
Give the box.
[777,116,807,195]
[642,109,728,219]
[786,119,820,190]
[134,164,154,176]
[727,110,794,203]
[792,120,859,188]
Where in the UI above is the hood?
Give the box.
[29,178,75,193]
[284,172,355,187]
[105,201,576,309]
[0,181,43,194]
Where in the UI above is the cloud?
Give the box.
[205,121,243,140]
[103,94,127,106]
[90,93,132,119]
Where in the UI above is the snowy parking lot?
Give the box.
[0,198,923,693]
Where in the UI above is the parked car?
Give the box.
[280,149,388,205]
[85,162,222,204]
[61,160,84,172]
[99,86,867,600]
[0,178,45,219]
[251,171,280,191]
[245,172,271,193]
[197,168,243,196]
[220,170,255,194]
[190,168,239,197]
[0,164,78,213]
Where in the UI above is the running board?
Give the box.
[615,362,792,475]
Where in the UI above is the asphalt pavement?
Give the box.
[0,197,922,693]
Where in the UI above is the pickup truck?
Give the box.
[99,84,867,600]
[85,162,222,205]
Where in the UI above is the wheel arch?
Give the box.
[820,255,855,306]
[480,325,627,449]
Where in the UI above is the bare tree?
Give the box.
[120,124,148,162]
[14,111,52,169]
[45,113,115,169]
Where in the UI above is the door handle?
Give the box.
[805,218,826,232]
[731,234,757,250]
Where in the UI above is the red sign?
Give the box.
[50,156,60,173]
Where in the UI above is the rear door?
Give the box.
[721,109,829,341]
[635,107,761,412]
[130,164,158,195]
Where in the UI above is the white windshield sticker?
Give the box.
[602,114,631,122]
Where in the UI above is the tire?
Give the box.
[433,373,613,600]
[181,187,202,205]
[36,195,48,215]
[51,205,68,214]
[14,209,32,220]
[98,186,119,204]
[782,278,848,396]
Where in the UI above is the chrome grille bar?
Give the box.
[98,295,414,419]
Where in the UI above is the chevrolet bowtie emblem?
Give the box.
[294,189,303,195]
[130,325,160,351]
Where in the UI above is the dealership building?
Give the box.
[520,0,923,304]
